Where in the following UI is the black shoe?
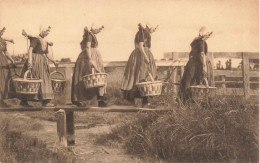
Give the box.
[98,101,107,107]
[72,101,85,107]
[20,101,32,107]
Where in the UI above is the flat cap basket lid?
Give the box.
[13,70,42,94]
[50,71,66,92]
[82,68,107,88]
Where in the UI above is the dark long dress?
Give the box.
[121,28,157,99]
[71,31,106,103]
[20,37,54,100]
[0,38,15,100]
[179,37,214,102]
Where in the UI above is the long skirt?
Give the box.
[179,55,214,102]
[121,47,157,99]
[19,53,54,100]
[0,54,15,100]
[71,48,106,102]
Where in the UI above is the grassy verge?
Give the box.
[95,96,259,162]
[0,114,75,162]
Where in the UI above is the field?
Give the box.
[0,63,259,162]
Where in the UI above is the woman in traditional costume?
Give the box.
[121,23,158,107]
[0,27,15,107]
[179,26,214,103]
[71,24,107,107]
[19,26,56,107]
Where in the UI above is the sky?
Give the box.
[0,0,258,62]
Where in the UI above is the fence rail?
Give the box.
[164,52,259,99]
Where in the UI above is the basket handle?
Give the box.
[50,71,65,80]
[23,70,33,80]
[148,73,155,82]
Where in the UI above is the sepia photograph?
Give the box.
[0,0,259,162]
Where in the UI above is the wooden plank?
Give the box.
[250,89,259,96]
[55,109,67,147]
[103,61,127,67]
[212,52,242,59]
[214,70,258,78]
[172,67,178,96]
[215,81,243,84]
[221,76,226,89]
[249,71,259,77]
[180,66,185,79]
[0,105,171,112]
[214,70,242,77]
[155,60,187,67]
[242,53,250,99]
[216,88,244,95]
[244,52,259,60]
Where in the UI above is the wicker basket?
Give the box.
[50,71,66,93]
[13,70,42,94]
[136,73,163,97]
[82,68,107,89]
[189,85,217,100]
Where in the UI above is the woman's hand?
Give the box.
[143,53,150,64]
[48,42,53,46]
[53,60,58,68]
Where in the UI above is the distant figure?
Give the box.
[179,26,214,102]
[121,23,158,107]
[229,59,232,70]
[71,24,107,107]
[225,59,232,70]
[216,60,221,70]
[0,27,15,107]
[19,26,56,107]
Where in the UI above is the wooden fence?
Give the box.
[12,51,259,103]
[163,52,259,99]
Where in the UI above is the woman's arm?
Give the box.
[86,42,94,65]
[138,42,149,64]
[3,51,15,64]
[28,47,33,69]
[2,38,14,44]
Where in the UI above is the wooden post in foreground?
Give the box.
[55,109,75,147]
[55,109,67,147]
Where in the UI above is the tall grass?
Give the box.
[95,96,259,162]
[0,114,75,162]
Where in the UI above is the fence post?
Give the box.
[64,65,74,104]
[55,109,67,147]
[172,67,178,97]
[180,66,184,80]
[220,76,226,95]
[242,52,250,99]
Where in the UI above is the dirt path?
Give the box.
[6,113,144,163]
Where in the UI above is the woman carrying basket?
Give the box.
[19,26,56,107]
[121,23,158,107]
[71,24,107,107]
[179,26,214,103]
[0,27,16,107]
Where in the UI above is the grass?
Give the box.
[95,96,259,162]
[0,114,75,162]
